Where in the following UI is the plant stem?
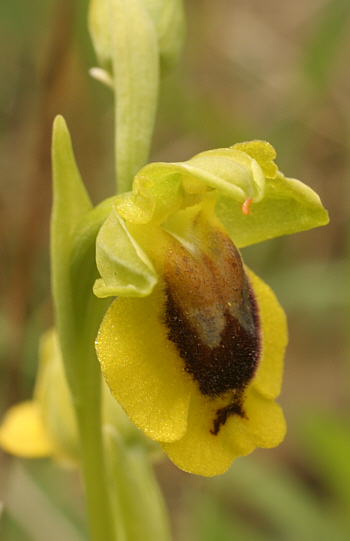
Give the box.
[72,250,117,541]
[76,369,115,541]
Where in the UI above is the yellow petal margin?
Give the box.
[246,267,288,400]
[159,267,287,476]
[161,386,286,477]
[96,283,192,442]
[160,269,287,476]
[0,401,54,458]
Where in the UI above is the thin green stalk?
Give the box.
[75,360,115,541]
[70,223,118,541]
[51,117,116,541]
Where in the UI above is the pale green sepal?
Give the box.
[109,0,159,193]
[232,140,278,179]
[215,172,329,248]
[94,206,158,298]
[135,148,267,224]
[104,426,172,541]
[133,160,243,224]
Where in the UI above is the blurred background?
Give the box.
[1,0,350,539]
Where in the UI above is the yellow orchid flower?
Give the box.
[93,140,329,476]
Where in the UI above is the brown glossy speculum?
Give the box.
[163,207,261,433]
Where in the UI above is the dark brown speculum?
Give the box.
[164,220,261,434]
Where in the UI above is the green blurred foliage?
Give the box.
[1,0,350,539]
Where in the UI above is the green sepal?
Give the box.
[94,205,158,298]
[215,172,329,248]
[104,426,172,541]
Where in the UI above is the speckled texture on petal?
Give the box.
[161,384,286,477]
[96,284,192,442]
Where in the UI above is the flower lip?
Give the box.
[163,225,261,434]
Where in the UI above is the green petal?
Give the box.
[246,268,287,400]
[95,284,192,442]
[94,206,158,298]
[216,172,329,248]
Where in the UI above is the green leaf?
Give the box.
[51,116,92,250]
[94,206,158,298]
[50,115,93,376]
[104,426,171,541]
[51,117,116,541]
[216,172,329,248]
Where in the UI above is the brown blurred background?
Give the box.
[1,0,350,540]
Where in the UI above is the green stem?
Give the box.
[69,213,118,541]
[105,427,172,541]
[75,352,115,541]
